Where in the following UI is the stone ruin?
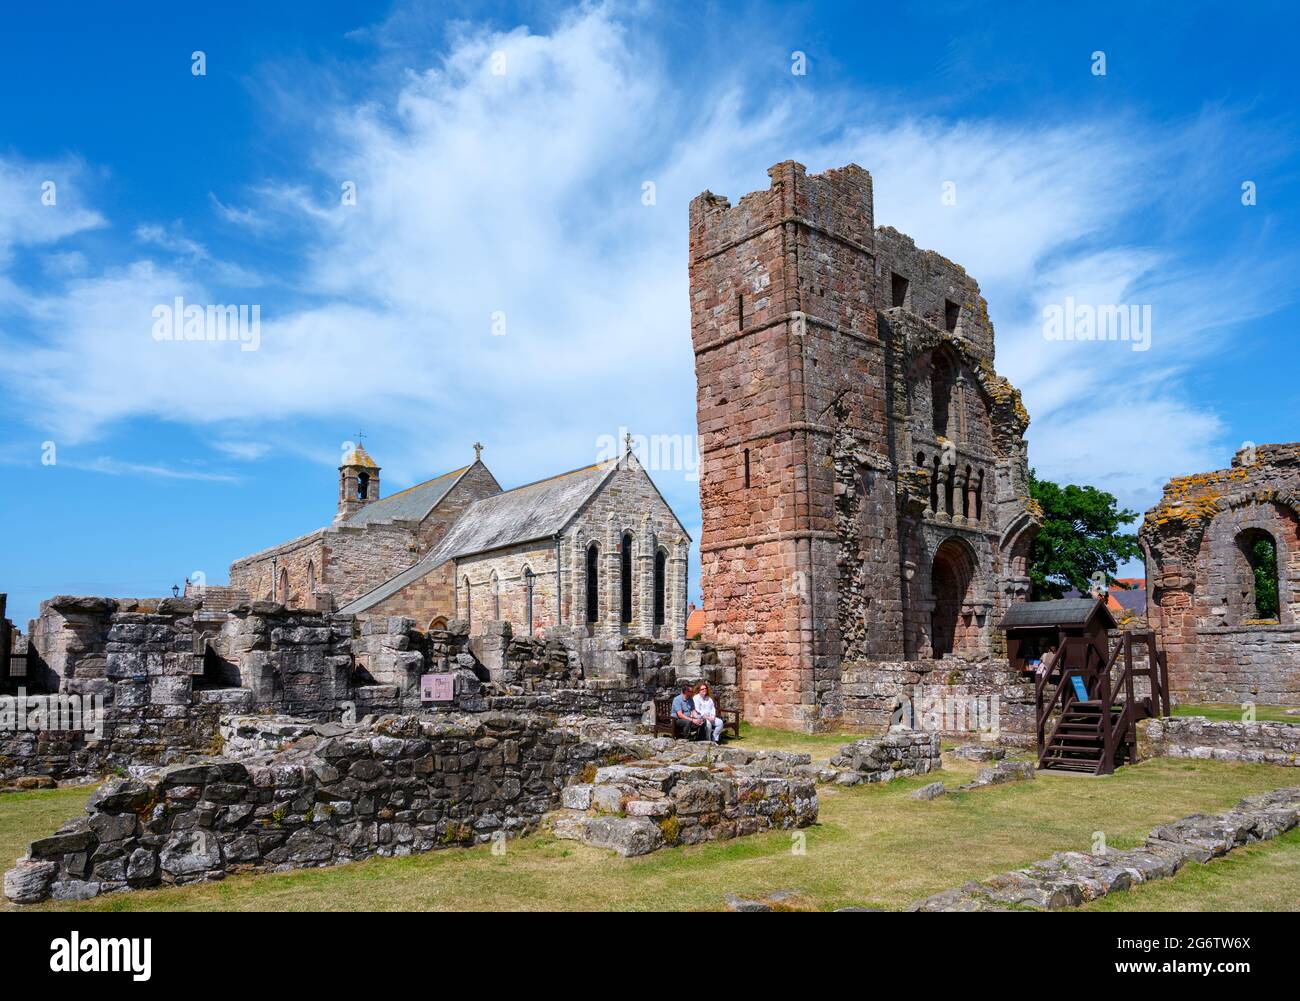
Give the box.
[1141,442,1300,706]
[689,161,1040,734]
[0,593,738,786]
[3,591,810,904]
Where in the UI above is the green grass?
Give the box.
[1082,827,1300,911]
[5,754,1297,912]
[0,783,98,876]
[733,723,869,761]
[1172,703,1299,725]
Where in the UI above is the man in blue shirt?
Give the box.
[670,682,704,740]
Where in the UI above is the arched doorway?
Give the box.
[931,538,977,658]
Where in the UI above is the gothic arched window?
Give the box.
[585,544,599,623]
[654,549,667,626]
[620,532,634,624]
[357,471,370,500]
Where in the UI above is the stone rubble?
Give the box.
[820,730,942,786]
[959,760,1035,790]
[549,741,818,857]
[908,785,1300,911]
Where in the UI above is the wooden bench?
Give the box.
[653,696,741,741]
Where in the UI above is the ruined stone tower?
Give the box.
[689,161,1039,731]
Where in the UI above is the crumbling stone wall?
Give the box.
[689,161,1037,732]
[4,711,817,904]
[821,730,941,785]
[1,712,631,904]
[1142,443,1300,705]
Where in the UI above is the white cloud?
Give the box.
[211,440,272,461]
[0,156,106,268]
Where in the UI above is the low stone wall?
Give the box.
[3,712,639,904]
[3,710,817,904]
[820,730,941,786]
[910,785,1300,911]
[551,742,817,856]
[1141,716,1300,766]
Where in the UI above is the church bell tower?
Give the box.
[335,441,381,524]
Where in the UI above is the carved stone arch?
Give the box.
[999,510,1041,601]
[930,535,983,658]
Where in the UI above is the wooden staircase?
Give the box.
[1035,631,1170,776]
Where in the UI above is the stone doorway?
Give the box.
[931,538,977,658]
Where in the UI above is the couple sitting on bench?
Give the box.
[670,682,724,743]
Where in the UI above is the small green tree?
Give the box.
[1028,471,1143,600]
[1249,536,1279,619]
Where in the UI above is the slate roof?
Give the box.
[343,466,470,528]
[1000,597,1116,630]
[340,460,616,613]
[427,462,611,562]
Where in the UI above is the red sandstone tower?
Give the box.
[690,162,1038,731]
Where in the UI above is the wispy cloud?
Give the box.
[68,456,240,482]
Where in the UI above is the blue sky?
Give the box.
[1,0,1297,626]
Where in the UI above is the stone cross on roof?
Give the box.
[473,441,484,461]
[624,431,633,452]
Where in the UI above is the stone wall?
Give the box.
[229,532,330,606]
[1141,716,1300,766]
[3,711,817,904]
[1142,442,1300,705]
[563,457,690,641]
[839,657,1037,739]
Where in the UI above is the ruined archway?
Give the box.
[931,537,978,658]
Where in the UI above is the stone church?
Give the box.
[689,161,1040,730]
[227,442,690,641]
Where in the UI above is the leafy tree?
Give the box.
[1028,470,1143,600]
[1249,536,1279,619]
